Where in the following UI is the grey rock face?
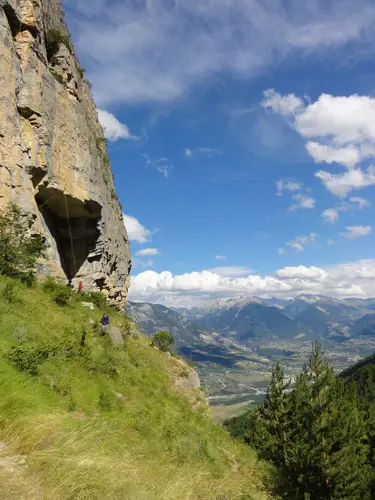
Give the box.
[0,0,131,308]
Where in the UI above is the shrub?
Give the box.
[50,69,64,85]
[6,344,54,375]
[98,390,113,411]
[77,62,86,78]
[52,287,72,307]
[151,331,174,353]
[2,282,17,303]
[46,28,71,60]
[43,276,61,293]
[80,291,106,308]
[43,277,72,306]
[0,204,46,284]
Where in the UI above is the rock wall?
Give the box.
[0,0,131,308]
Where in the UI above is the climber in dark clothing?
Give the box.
[100,314,110,336]
[101,314,110,326]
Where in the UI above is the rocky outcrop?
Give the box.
[169,358,208,410]
[0,0,131,308]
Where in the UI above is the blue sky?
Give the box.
[63,0,375,306]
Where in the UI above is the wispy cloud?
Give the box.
[206,266,253,277]
[321,196,370,223]
[65,0,375,105]
[185,147,222,158]
[135,248,160,257]
[286,233,318,252]
[215,255,226,260]
[340,225,372,239]
[143,155,172,178]
[276,178,315,211]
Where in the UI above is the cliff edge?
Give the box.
[0,0,131,307]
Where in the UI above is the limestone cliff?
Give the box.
[0,0,131,307]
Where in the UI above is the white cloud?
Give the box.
[276,179,303,195]
[350,197,370,209]
[128,259,375,306]
[123,215,152,243]
[133,259,154,269]
[276,179,314,211]
[206,266,253,277]
[278,248,287,256]
[287,242,304,253]
[144,155,171,178]
[215,255,226,260]
[65,0,375,105]
[185,148,192,158]
[315,167,375,197]
[135,248,159,257]
[262,89,304,116]
[321,208,340,224]
[276,265,327,281]
[97,109,135,142]
[305,142,361,169]
[198,148,222,156]
[286,233,317,252]
[263,90,375,196]
[340,225,372,239]
[321,196,369,224]
[288,193,316,212]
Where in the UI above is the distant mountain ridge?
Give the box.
[127,294,375,345]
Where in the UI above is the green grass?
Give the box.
[0,276,271,499]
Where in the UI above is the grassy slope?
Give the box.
[0,276,271,500]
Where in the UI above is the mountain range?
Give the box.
[126,294,375,347]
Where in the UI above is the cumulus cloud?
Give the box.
[305,142,361,169]
[128,259,375,306]
[315,167,375,197]
[340,225,372,239]
[135,248,159,257]
[65,0,375,105]
[263,91,375,196]
[97,110,135,141]
[123,215,152,243]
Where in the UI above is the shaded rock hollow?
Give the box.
[0,0,131,307]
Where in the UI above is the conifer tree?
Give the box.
[240,343,371,499]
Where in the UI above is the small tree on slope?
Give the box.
[0,204,45,285]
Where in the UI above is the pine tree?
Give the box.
[242,343,371,499]
[284,343,371,499]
